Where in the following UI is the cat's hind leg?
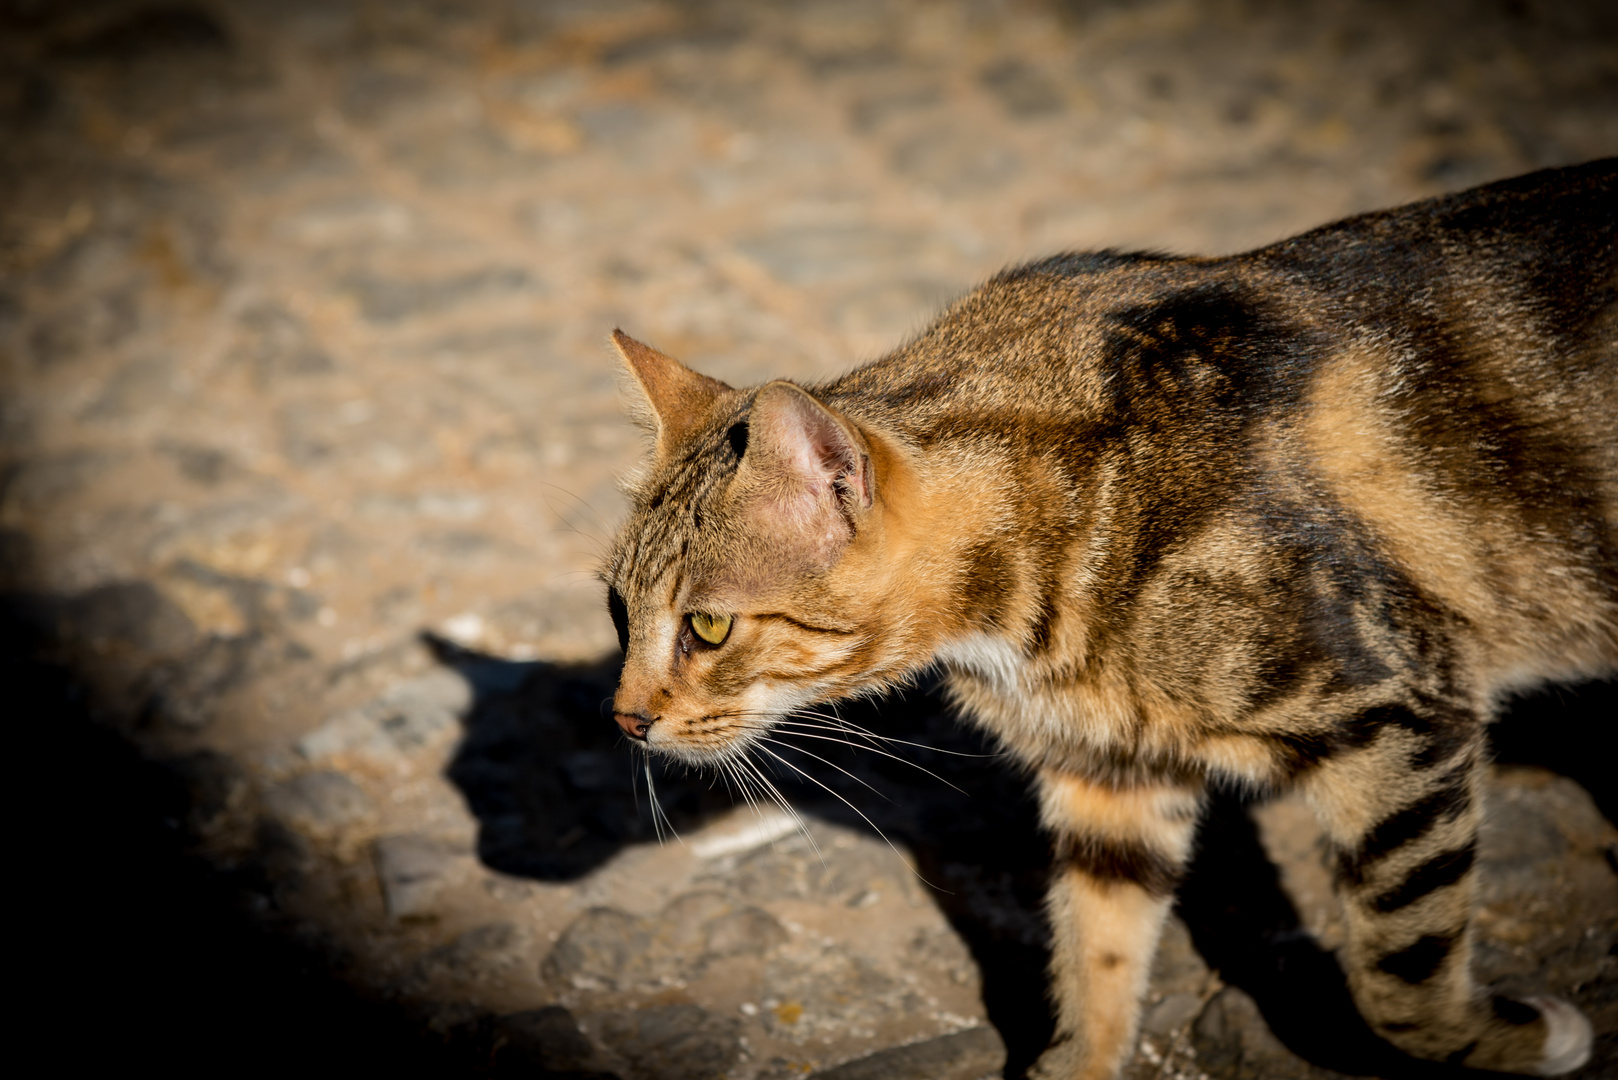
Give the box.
[1027,770,1205,1080]
[1304,703,1593,1076]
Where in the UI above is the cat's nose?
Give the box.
[615,712,654,739]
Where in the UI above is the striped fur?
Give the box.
[603,161,1616,1078]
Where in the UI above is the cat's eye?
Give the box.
[607,587,630,654]
[689,611,732,645]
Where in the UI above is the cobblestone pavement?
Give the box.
[4,2,1616,1078]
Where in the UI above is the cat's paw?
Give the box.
[1524,995,1593,1077]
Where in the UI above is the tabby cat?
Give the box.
[601,159,1614,1078]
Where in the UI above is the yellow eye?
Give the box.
[689,612,733,645]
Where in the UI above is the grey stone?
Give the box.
[491,1005,601,1072]
[1,449,114,514]
[151,631,312,729]
[702,904,788,959]
[61,581,197,656]
[265,770,374,837]
[735,226,964,288]
[1149,914,1213,995]
[81,356,184,419]
[385,124,550,189]
[542,907,652,992]
[297,703,402,763]
[760,951,906,1040]
[809,1026,1006,1080]
[1140,991,1206,1038]
[599,1003,741,1080]
[544,892,789,997]
[27,289,138,366]
[658,890,788,961]
[143,491,304,568]
[412,529,500,561]
[890,131,1021,195]
[298,669,470,762]
[379,668,471,743]
[407,922,523,986]
[157,441,237,485]
[1192,986,1333,1080]
[340,267,536,324]
[230,304,333,384]
[274,197,414,246]
[373,833,477,918]
[338,64,445,128]
[169,558,323,629]
[979,59,1066,117]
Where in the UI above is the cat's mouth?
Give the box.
[627,711,774,767]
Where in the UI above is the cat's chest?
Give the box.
[936,632,1147,759]
[936,632,1278,785]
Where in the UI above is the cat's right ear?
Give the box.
[734,381,874,567]
[611,329,733,455]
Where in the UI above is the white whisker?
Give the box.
[752,744,943,891]
[728,718,974,792]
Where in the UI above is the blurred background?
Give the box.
[3,2,1615,1078]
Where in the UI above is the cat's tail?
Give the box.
[1524,995,1594,1077]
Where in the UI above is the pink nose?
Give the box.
[615,712,652,739]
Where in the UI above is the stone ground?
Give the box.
[3,1,1616,1077]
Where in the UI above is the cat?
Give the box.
[600,158,1615,1079]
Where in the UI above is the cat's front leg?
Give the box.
[1028,769,1205,1080]
[1305,706,1593,1076]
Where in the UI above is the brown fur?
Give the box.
[603,160,1616,1078]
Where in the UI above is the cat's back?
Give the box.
[828,160,1617,693]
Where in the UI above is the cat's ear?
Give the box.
[611,329,733,454]
[736,381,873,562]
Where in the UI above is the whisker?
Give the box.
[757,736,898,802]
[776,711,1000,759]
[751,744,945,892]
[728,715,980,786]
[731,749,824,864]
[645,753,681,844]
[754,727,968,795]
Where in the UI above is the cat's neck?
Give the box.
[859,418,1106,678]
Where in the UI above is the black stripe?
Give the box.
[1055,835,1184,897]
[1270,729,1339,774]
[1338,768,1472,886]
[1492,995,1540,1026]
[1341,701,1476,772]
[755,612,857,636]
[1372,841,1476,913]
[1376,933,1455,984]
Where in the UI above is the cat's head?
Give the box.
[602,331,920,766]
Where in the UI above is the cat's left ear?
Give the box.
[611,329,733,455]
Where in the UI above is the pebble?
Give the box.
[488,1005,602,1073]
[264,770,374,838]
[598,1003,742,1080]
[808,1026,1006,1080]
[372,833,478,919]
[298,669,471,763]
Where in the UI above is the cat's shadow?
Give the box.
[431,634,1614,1080]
